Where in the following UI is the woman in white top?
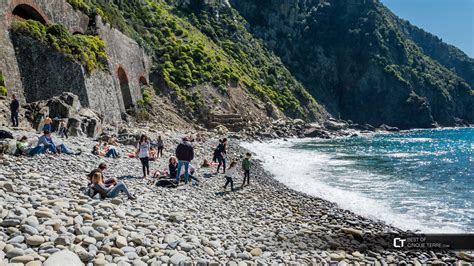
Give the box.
[137,134,151,178]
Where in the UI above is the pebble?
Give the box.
[26,235,45,246]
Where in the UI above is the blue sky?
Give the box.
[381,0,474,58]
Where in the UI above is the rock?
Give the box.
[341,228,364,238]
[379,124,400,132]
[94,258,107,266]
[35,210,53,218]
[44,250,83,266]
[168,213,185,223]
[203,247,215,256]
[7,235,25,244]
[26,261,43,266]
[116,235,127,248]
[324,120,347,131]
[236,252,251,260]
[250,248,262,257]
[179,242,193,252]
[76,207,93,215]
[170,253,189,265]
[54,235,71,246]
[111,198,123,205]
[6,247,25,258]
[83,236,97,245]
[329,253,345,262]
[111,247,125,256]
[3,182,14,192]
[304,128,331,139]
[92,220,108,229]
[26,235,45,246]
[10,255,35,263]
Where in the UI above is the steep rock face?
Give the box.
[230,0,473,128]
[394,17,474,88]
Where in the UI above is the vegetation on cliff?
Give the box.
[11,20,108,73]
[230,0,473,128]
[65,0,324,119]
[0,71,6,96]
[63,0,472,127]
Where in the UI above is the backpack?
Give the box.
[0,130,13,139]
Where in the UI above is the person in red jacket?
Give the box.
[175,137,194,184]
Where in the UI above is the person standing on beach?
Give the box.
[175,137,194,184]
[42,116,53,132]
[157,136,164,157]
[137,134,151,178]
[58,119,68,138]
[241,152,252,187]
[10,94,20,127]
[216,138,228,174]
[223,161,237,191]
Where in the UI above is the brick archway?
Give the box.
[139,75,148,87]
[117,66,133,109]
[9,1,48,24]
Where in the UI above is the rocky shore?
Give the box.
[0,127,473,265]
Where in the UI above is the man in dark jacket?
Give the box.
[175,137,194,184]
[10,94,19,127]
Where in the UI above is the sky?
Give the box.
[381,0,474,58]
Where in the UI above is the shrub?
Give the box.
[0,86,6,96]
[142,88,153,105]
[0,71,4,87]
[11,20,108,73]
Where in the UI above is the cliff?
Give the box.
[1,0,472,130]
[229,0,474,129]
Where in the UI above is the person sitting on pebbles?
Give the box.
[88,163,118,187]
[16,136,31,156]
[103,142,120,158]
[91,172,136,200]
[35,130,80,155]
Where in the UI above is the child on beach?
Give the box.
[58,119,68,138]
[223,161,238,191]
[241,152,252,187]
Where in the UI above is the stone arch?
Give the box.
[12,3,47,24]
[117,66,133,109]
[139,76,148,87]
[71,26,85,35]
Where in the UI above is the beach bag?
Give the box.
[80,186,96,198]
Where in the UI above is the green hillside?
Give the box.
[65,0,325,120]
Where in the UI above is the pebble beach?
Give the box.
[0,128,472,265]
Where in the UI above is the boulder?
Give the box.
[43,250,83,266]
[304,128,331,139]
[25,92,103,138]
[47,93,81,119]
[379,124,400,132]
[323,120,347,131]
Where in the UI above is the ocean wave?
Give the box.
[241,139,467,233]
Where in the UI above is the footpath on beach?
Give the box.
[0,128,471,265]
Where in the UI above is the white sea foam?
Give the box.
[241,138,465,233]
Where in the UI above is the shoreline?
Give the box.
[0,127,471,264]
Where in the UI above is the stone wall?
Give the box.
[10,34,90,105]
[96,16,151,113]
[0,0,150,124]
[0,0,88,98]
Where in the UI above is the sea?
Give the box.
[242,128,473,233]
